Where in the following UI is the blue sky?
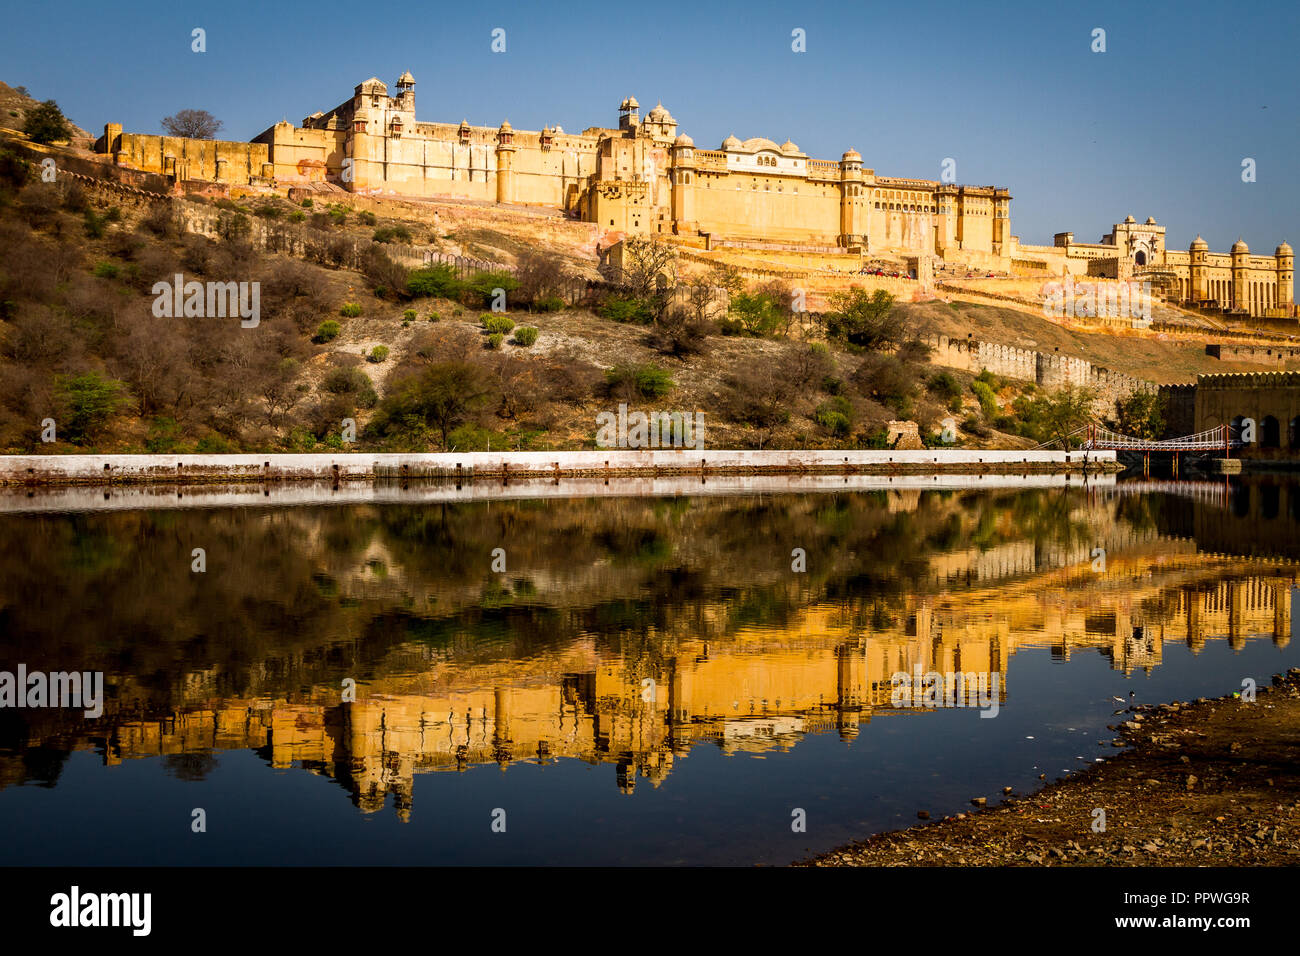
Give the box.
[4,0,1295,251]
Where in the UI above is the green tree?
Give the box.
[605,363,674,400]
[24,100,71,145]
[462,270,520,309]
[55,371,130,442]
[406,263,463,299]
[1113,390,1165,440]
[1039,385,1096,449]
[372,361,495,449]
[726,291,784,337]
[821,288,900,351]
[971,380,999,418]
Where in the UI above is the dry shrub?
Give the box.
[539,349,602,405]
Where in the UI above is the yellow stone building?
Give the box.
[92,71,1294,317]
[243,73,1010,260]
[1011,216,1294,318]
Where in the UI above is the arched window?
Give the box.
[1262,415,1280,448]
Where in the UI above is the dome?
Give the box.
[1276,241,1293,256]
[1144,216,1156,224]
[721,134,742,150]
[1231,237,1249,254]
[673,133,694,148]
[780,139,800,153]
[1124,215,1136,223]
[842,148,861,162]
[397,70,415,86]
[498,119,512,132]
[624,96,640,110]
[1190,235,1208,249]
[646,102,674,123]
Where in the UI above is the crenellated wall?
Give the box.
[923,334,1155,410]
[1195,371,1300,458]
[1159,383,1197,437]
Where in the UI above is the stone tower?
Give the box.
[935,184,958,258]
[1231,237,1249,311]
[1276,241,1294,312]
[1189,235,1208,303]
[835,641,865,742]
[617,96,640,132]
[669,133,696,233]
[838,148,864,248]
[495,120,515,204]
[394,71,415,113]
[992,188,1011,256]
[348,77,390,191]
[641,102,677,142]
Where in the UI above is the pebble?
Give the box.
[917,810,930,820]
[971,797,986,807]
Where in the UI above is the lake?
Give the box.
[0,475,1296,865]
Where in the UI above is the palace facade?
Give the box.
[93,71,1294,318]
[1011,216,1294,319]
[241,72,1011,260]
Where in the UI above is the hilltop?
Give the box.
[0,81,90,141]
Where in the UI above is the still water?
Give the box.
[0,476,1296,865]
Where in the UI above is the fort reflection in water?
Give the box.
[0,481,1295,820]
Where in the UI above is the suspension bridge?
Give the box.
[1040,424,1244,476]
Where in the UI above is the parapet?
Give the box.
[1197,371,1300,389]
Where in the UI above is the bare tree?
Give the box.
[601,235,678,301]
[161,109,223,140]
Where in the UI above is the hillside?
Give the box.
[0,131,1282,457]
[899,300,1288,384]
[0,81,91,141]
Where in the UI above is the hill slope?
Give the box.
[0,81,91,140]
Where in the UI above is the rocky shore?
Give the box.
[800,669,1300,867]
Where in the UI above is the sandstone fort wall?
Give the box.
[923,334,1154,410]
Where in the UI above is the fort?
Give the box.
[89,70,1293,322]
[1195,371,1300,460]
